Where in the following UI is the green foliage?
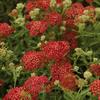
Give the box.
[0,0,16,22]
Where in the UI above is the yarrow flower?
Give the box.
[51,62,77,90]
[23,76,48,96]
[3,87,32,100]
[45,12,62,26]
[85,0,93,3]
[62,31,78,49]
[0,23,13,37]
[65,3,84,27]
[41,41,70,61]
[90,64,100,76]
[90,80,100,98]
[51,62,73,81]
[21,51,46,70]
[25,0,50,12]
[60,73,77,91]
[37,0,50,10]
[26,20,48,37]
[25,1,38,12]
[84,6,95,17]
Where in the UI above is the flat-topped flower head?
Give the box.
[51,62,73,81]
[21,51,46,70]
[60,73,77,91]
[85,0,93,3]
[45,12,62,26]
[3,87,32,100]
[23,76,48,96]
[37,0,50,10]
[25,0,50,12]
[65,3,84,27]
[41,41,70,61]
[0,23,13,38]
[90,64,100,76]
[26,20,48,37]
[90,80,100,96]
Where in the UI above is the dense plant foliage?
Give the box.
[0,0,100,100]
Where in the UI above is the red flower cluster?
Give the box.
[26,20,48,37]
[56,0,62,4]
[3,76,48,100]
[63,31,78,49]
[85,6,95,17]
[86,0,93,3]
[41,41,70,61]
[90,64,100,76]
[23,76,48,96]
[0,23,13,37]
[25,1,37,12]
[51,62,72,80]
[45,12,62,26]
[90,80,100,97]
[60,73,77,91]
[51,62,77,90]
[37,0,50,10]
[25,0,50,12]
[21,51,46,70]
[3,87,31,100]
[65,3,84,27]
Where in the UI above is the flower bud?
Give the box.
[29,8,40,19]
[31,73,36,77]
[74,66,79,72]
[50,0,56,7]
[2,67,5,70]
[75,48,85,56]
[63,0,72,9]
[0,48,6,58]
[54,80,59,86]
[37,42,42,47]
[60,26,66,31]
[86,50,93,56]
[9,63,15,67]
[84,70,92,79]
[77,78,87,88]
[9,9,18,17]
[93,58,98,62]
[41,35,46,41]
[16,3,24,10]
[79,15,90,22]
[15,18,25,26]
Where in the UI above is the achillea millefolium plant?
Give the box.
[0,0,100,100]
